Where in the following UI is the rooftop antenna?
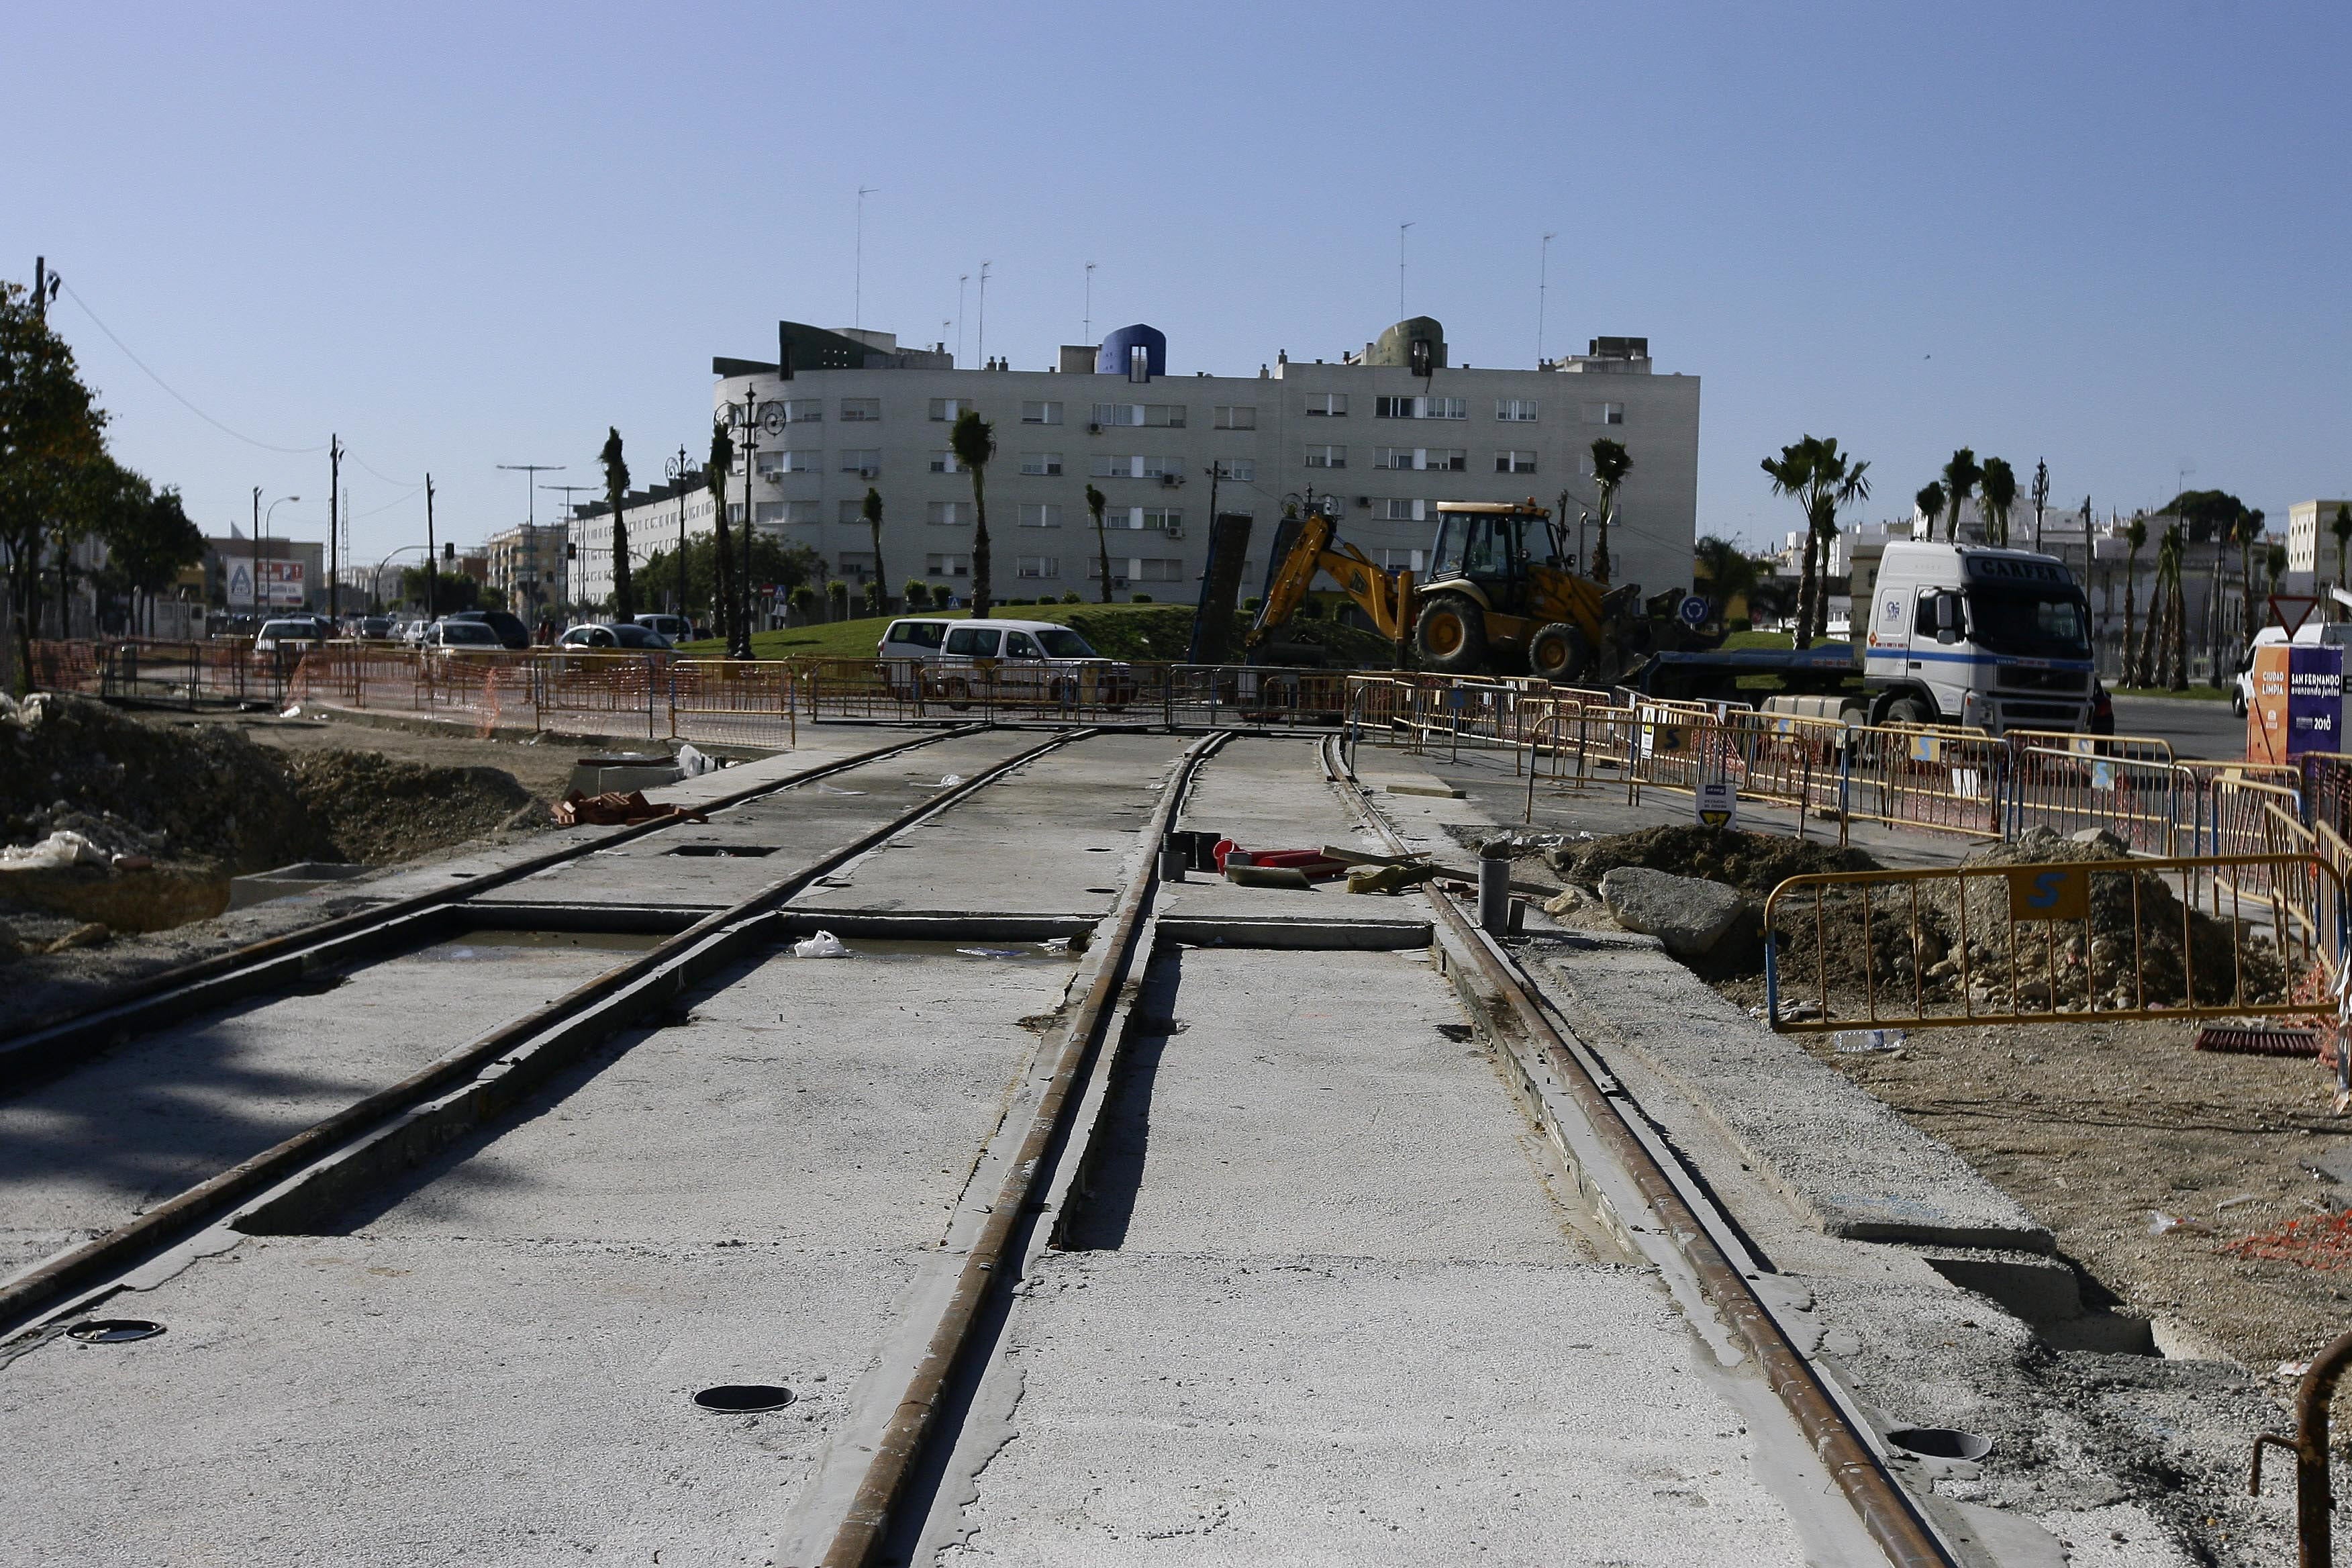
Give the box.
[1398,222,1414,320]
[854,186,877,329]
[1083,261,1095,344]
[1537,232,1557,365]
[957,275,969,368]
[976,260,993,368]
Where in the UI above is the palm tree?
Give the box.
[1588,438,1631,587]
[600,428,634,622]
[1914,481,1945,539]
[861,486,887,615]
[2236,507,2265,656]
[2143,524,2190,691]
[1086,482,1113,603]
[950,409,997,617]
[2335,503,2352,597]
[2266,542,2288,610]
[1761,442,1816,648]
[1978,456,2016,548]
[705,420,738,652]
[1694,536,1759,622]
[1802,438,1869,643]
[1941,448,1981,541]
[2121,515,2147,685]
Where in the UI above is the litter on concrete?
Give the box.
[940,775,965,787]
[552,790,706,827]
[675,744,724,777]
[957,946,1030,959]
[791,931,850,959]
[0,830,109,871]
[1832,1028,1908,1055]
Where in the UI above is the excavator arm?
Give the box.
[1244,512,1415,650]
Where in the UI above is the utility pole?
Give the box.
[496,462,562,614]
[33,257,58,324]
[540,484,597,625]
[854,186,877,330]
[2030,458,2049,554]
[251,487,261,622]
[666,446,694,620]
[328,435,342,624]
[424,475,438,620]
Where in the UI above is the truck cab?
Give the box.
[1863,542,2093,734]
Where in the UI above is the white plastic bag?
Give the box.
[675,744,723,778]
[0,830,107,871]
[791,930,850,959]
[939,775,964,787]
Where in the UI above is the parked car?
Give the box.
[633,613,693,642]
[446,609,532,650]
[877,618,1136,709]
[253,618,329,655]
[557,622,675,653]
[354,616,395,640]
[421,619,507,658]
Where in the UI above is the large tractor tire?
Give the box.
[1527,622,1591,683]
[1413,594,1489,674]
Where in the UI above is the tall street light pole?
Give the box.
[262,493,300,616]
[539,483,597,624]
[328,435,342,624]
[497,462,564,617]
[665,446,695,620]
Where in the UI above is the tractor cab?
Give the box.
[1426,503,1552,614]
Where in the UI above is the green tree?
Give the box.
[1086,482,1112,603]
[399,564,482,613]
[951,409,997,617]
[1914,481,1945,538]
[599,427,633,622]
[1978,456,2016,547]
[2121,514,2147,685]
[902,579,928,609]
[1588,438,1631,587]
[638,532,819,622]
[861,486,887,614]
[1693,535,1759,612]
[2266,542,2289,611]
[1941,448,1981,541]
[0,281,108,691]
[1762,436,1870,647]
[1761,443,1819,647]
[2236,507,2265,660]
[99,479,204,634]
[2334,503,2352,594]
[705,421,738,653]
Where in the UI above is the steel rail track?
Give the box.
[0,725,988,1085]
[1317,734,1961,1568]
[816,728,1230,1568]
[0,727,1094,1340]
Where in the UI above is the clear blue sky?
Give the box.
[7,1,2346,567]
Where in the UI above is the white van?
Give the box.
[1862,542,2095,734]
[875,618,1137,709]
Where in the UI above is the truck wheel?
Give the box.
[1881,693,1936,728]
[1414,595,1488,674]
[1528,622,1591,683]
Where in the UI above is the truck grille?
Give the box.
[1999,700,2084,724]
[1996,666,2090,693]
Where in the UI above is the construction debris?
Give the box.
[552,790,705,827]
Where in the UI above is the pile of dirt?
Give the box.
[1551,823,1880,896]
[283,749,537,864]
[1767,826,2290,1017]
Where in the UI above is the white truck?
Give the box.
[1855,541,2096,734]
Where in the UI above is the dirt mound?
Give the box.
[285,750,538,864]
[1557,824,1880,896]
[1,693,326,874]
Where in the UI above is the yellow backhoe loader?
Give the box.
[1246,499,1716,682]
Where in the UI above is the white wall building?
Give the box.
[693,319,1700,606]
[572,471,714,611]
[2288,499,2352,578]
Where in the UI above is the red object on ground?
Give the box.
[1214,844,1351,881]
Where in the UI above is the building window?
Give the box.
[1212,457,1255,482]
[840,397,881,422]
[1496,398,1540,422]
[928,397,979,422]
[838,499,867,524]
[783,397,823,424]
[1089,454,1183,480]
[1019,503,1063,528]
[926,501,973,526]
[1582,401,1626,425]
[754,451,786,478]
[1090,402,1185,429]
[778,448,819,473]
[929,450,963,474]
[1304,393,1347,417]
[1496,450,1538,474]
[1016,555,1062,579]
[1377,395,1463,420]
[784,499,821,524]
[1375,447,1465,472]
[1304,444,1346,469]
[1019,452,1064,477]
[837,551,876,577]
[840,449,881,477]
[1428,397,1466,420]
[1379,499,1427,522]
[726,502,745,524]
[1375,396,1412,419]
[1214,405,1257,430]
[1137,558,1183,582]
[1381,548,1427,571]
[1022,400,1064,425]
[924,552,970,577]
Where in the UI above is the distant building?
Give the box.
[2288,499,2352,579]
[483,522,571,620]
[569,469,712,612]
[696,318,1702,606]
[199,534,324,613]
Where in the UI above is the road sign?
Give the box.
[1677,593,1708,628]
[1696,779,1737,830]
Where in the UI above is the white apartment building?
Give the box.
[572,471,716,610]
[695,318,1701,604]
[2288,499,2352,578]
[483,521,571,620]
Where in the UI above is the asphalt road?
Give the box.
[2108,692,2246,759]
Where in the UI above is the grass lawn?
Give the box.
[679,599,1398,667]
[1722,628,1796,652]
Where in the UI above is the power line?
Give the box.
[346,450,424,489]
[56,279,327,454]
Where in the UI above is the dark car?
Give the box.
[448,609,531,650]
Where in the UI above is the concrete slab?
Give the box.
[1526,935,2051,1251]
[0,932,637,1279]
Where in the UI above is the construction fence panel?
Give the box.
[669,659,797,750]
[2004,732,2181,854]
[1163,666,1353,729]
[535,652,662,740]
[1763,852,2345,1033]
[411,651,538,733]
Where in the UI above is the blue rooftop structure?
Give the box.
[1096,324,1167,377]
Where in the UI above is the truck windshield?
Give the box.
[1965,588,2091,659]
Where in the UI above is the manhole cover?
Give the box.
[693,1384,795,1412]
[66,1319,164,1344]
[1885,1426,1991,1461]
[1085,887,1117,894]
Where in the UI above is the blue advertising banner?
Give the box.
[2288,644,2343,756]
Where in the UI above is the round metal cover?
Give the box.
[1885,1426,1992,1461]
[67,1319,164,1344]
[693,1383,795,1412]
